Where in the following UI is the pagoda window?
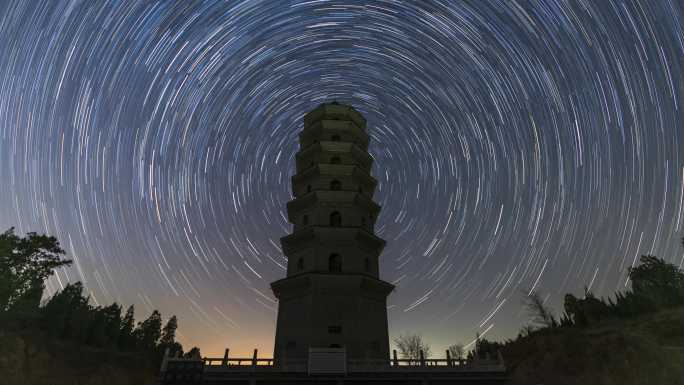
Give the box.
[330,180,341,190]
[330,156,341,164]
[297,258,304,271]
[331,134,340,141]
[330,211,342,227]
[302,215,308,225]
[329,254,342,272]
[307,185,312,193]
[364,258,370,272]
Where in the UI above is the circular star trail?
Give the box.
[1,1,683,355]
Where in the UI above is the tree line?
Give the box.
[394,237,684,362]
[476,249,684,359]
[0,227,197,367]
[6,224,682,367]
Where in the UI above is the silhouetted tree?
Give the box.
[158,315,183,359]
[394,334,431,364]
[41,282,89,338]
[102,303,123,348]
[135,310,162,350]
[0,227,71,314]
[561,293,583,326]
[160,315,178,346]
[84,303,122,348]
[8,278,45,323]
[557,256,684,327]
[62,284,91,343]
[467,337,504,361]
[628,255,684,308]
[2,225,185,375]
[87,306,109,347]
[119,304,136,350]
[184,346,202,359]
[524,291,558,328]
[608,290,640,317]
[448,343,465,360]
[562,289,613,327]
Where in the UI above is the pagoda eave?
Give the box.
[280,226,386,254]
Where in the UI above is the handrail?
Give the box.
[162,347,505,373]
[196,357,484,367]
[203,358,276,366]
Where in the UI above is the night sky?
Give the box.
[1,0,683,357]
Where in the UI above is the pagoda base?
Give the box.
[160,360,510,385]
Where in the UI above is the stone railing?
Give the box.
[160,347,506,374]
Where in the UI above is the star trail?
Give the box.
[1,0,683,356]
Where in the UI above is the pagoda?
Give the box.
[271,102,395,364]
[157,102,508,384]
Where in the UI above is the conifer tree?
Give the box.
[158,315,183,359]
[119,304,136,350]
[87,306,108,347]
[135,310,162,350]
[160,315,177,346]
[102,303,122,348]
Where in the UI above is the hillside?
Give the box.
[502,306,684,385]
[0,329,157,385]
[3,310,683,385]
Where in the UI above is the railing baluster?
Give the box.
[222,348,230,366]
[196,349,502,373]
[252,349,258,369]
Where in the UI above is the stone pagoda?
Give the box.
[271,102,394,364]
[156,102,508,384]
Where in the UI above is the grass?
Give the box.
[501,306,684,385]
